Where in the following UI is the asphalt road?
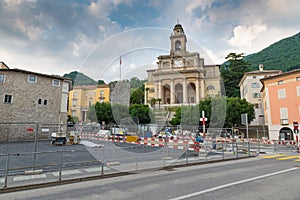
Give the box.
[1,155,300,200]
[0,140,193,175]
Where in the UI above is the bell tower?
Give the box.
[170,22,187,56]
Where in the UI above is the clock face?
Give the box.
[174,60,183,67]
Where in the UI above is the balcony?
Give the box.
[280,119,289,125]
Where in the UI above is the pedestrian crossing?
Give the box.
[261,154,300,162]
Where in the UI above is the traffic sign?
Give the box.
[293,121,298,129]
[293,121,299,134]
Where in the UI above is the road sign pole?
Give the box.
[293,121,299,153]
[200,111,207,140]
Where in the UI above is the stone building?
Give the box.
[0,63,72,141]
[144,23,221,107]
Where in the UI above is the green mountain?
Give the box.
[63,71,97,86]
[244,32,300,71]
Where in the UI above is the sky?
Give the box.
[1,0,300,83]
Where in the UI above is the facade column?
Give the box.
[196,79,200,103]
[183,78,187,104]
[155,81,158,99]
[200,79,205,98]
[170,79,175,104]
[158,80,162,100]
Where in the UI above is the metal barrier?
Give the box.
[0,137,260,189]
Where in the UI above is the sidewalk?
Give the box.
[0,151,250,189]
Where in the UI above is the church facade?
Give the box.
[144,23,221,107]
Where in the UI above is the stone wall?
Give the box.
[0,70,69,141]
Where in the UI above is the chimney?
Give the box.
[259,64,264,72]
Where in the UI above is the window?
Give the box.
[280,107,288,124]
[278,89,286,99]
[252,93,260,98]
[278,80,283,85]
[175,40,181,50]
[297,86,300,96]
[28,75,37,83]
[254,103,261,109]
[73,92,77,97]
[100,90,104,96]
[253,76,257,79]
[251,83,259,88]
[0,74,5,83]
[4,94,13,104]
[52,79,60,87]
[44,100,47,105]
[72,100,76,106]
[72,110,76,117]
[207,85,215,90]
[38,99,42,104]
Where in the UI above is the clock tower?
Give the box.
[145,22,221,109]
[170,22,187,56]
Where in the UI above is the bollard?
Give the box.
[222,143,224,160]
[135,146,138,171]
[236,142,238,158]
[3,154,10,188]
[101,162,104,175]
[256,129,260,154]
[162,146,165,167]
[101,148,104,163]
[58,150,63,181]
[185,145,188,165]
[33,123,39,170]
[248,141,251,156]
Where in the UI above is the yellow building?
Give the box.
[68,84,110,121]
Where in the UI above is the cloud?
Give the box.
[0,0,300,83]
[228,24,268,47]
[185,0,212,14]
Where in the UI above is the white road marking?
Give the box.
[85,167,105,173]
[169,167,299,200]
[52,169,82,176]
[13,174,47,181]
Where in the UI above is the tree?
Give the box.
[156,98,162,109]
[129,104,153,124]
[221,53,250,97]
[225,97,255,127]
[150,98,157,108]
[97,80,106,85]
[130,87,144,104]
[87,102,115,124]
[169,97,254,128]
[169,107,181,125]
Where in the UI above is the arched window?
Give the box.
[175,40,181,50]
